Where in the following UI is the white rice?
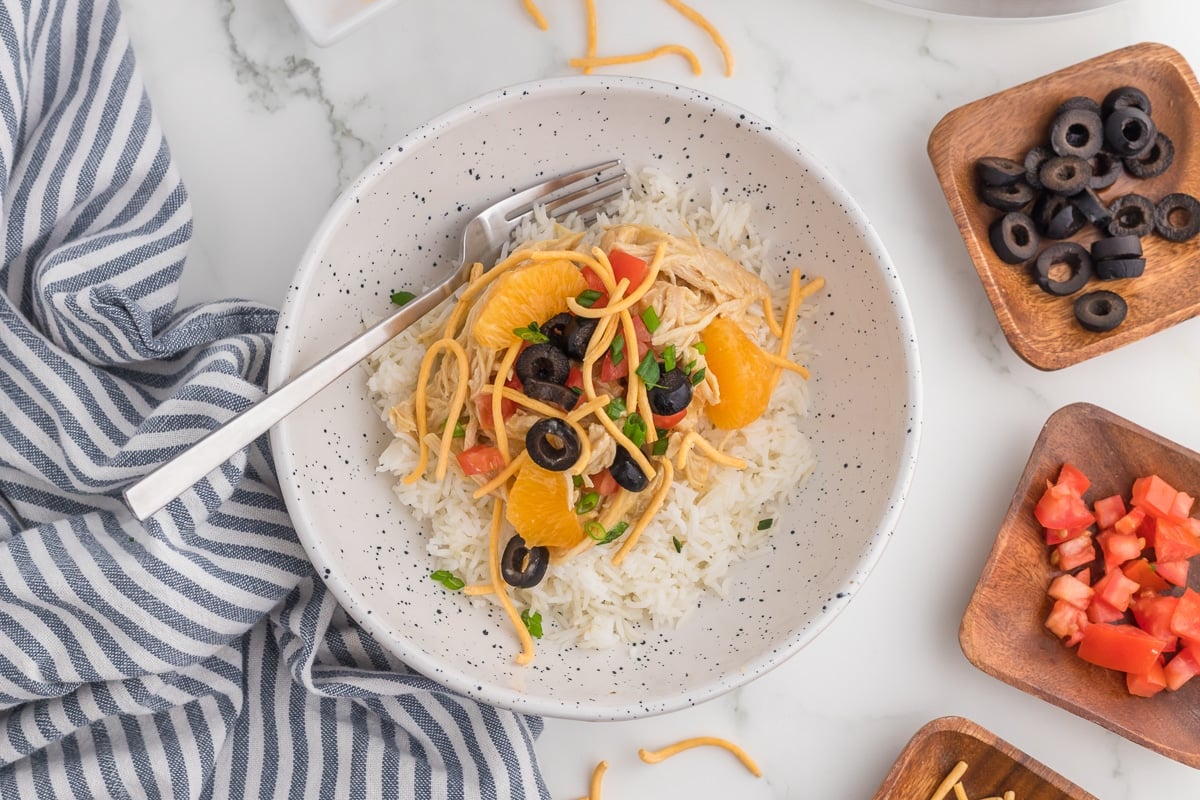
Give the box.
[365,170,816,649]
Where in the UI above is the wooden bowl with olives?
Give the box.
[928,42,1200,371]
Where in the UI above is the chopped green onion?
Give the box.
[514,321,549,344]
[521,609,543,639]
[663,344,677,373]
[690,367,706,386]
[430,570,465,590]
[605,397,627,420]
[570,386,583,396]
[575,491,600,514]
[672,536,683,553]
[684,359,696,375]
[652,435,669,457]
[588,521,629,545]
[573,475,584,488]
[623,413,647,447]
[635,352,661,387]
[610,334,625,366]
[695,341,707,355]
[390,290,416,306]
[757,518,773,531]
[452,421,466,438]
[577,289,603,308]
[641,306,661,333]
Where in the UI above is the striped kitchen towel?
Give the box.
[0,0,548,797]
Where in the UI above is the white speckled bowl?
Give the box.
[268,76,922,720]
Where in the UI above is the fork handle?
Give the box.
[123,284,456,521]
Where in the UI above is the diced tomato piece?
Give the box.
[1048,573,1094,611]
[1113,506,1146,536]
[1169,588,1200,643]
[1056,463,1091,495]
[1126,659,1167,697]
[1087,595,1126,624]
[1156,558,1190,587]
[1131,594,1180,653]
[590,468,620,496]
[607,250,649,291]
[1045,526,1089,546]
[1164,646,1200,691]
[1093,494,1127,530]
[1094,569,1140,613]
[1168,491,1195,521]
[1131,474,1180,519]
[475,392,516,431]
[1153,518,1200,562]
[1035,483,1095,530]
[1097,530,1142,572]
[1122,558,1171,594]
[1054,535,1096,571]
[651,409,687,430]
[566,367,584,392]
[1045,599,1089,646]
[580,266,609,308]
[1074,567,1092,586]
[1137,514,1157,548]
[1077,623,1169,674]
[456,445,506,476]
[598,315,653,382]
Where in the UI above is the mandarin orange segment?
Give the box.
[472,259,590,350]
[701,316,773,430]
[504,461,583,548]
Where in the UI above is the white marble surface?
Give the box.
[118,0,1200,796]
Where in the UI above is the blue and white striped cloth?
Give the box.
[0,1,548,796]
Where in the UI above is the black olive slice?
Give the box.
[1091,234,1143,262]
[1094,257,1146,281]
[646,367,693,416]
[562,315,598,360]
[1033,193,1086,240]
[543,312,573,352]
[1050,108,1103,160]
[1124,132,1175,179]
[525,418,581,471]
[1101,86,1152,118]
[501,535,549,589]
[1033,242,1093,297]
[976,156,1026,187]
[1088,151,1123,190]
[1056,96,1102,117]
[1104,107,1156,156]
[609,446,648,492]
[980,180,1035,212]
[988,212,1039,264]
[523,379,579,411]
[516,342,571,385]
[1154,193,1200,242]
[1107,194,1156,238]
[1024,145,1054,191]
[1070,187,1113,229]
[1074,290,1128,333]
[1039,156,1091,196]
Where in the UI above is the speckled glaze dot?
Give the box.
[268,76,922,721]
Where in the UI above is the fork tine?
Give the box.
[541,172,630,221]
[496,159,625,222]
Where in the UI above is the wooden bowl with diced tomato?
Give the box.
[961,401,1200,769]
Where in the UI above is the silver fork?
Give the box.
[124,159,629,521]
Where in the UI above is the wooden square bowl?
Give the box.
[928,42,1200,370]
[960,402,1200,769]
[871,716,1096,800]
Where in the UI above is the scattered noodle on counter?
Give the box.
[520,0,733,76]
[638,736,762,777]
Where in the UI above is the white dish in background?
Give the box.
[268,76,922,720]
[284,0,401,46]
[862,0,1127,20]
